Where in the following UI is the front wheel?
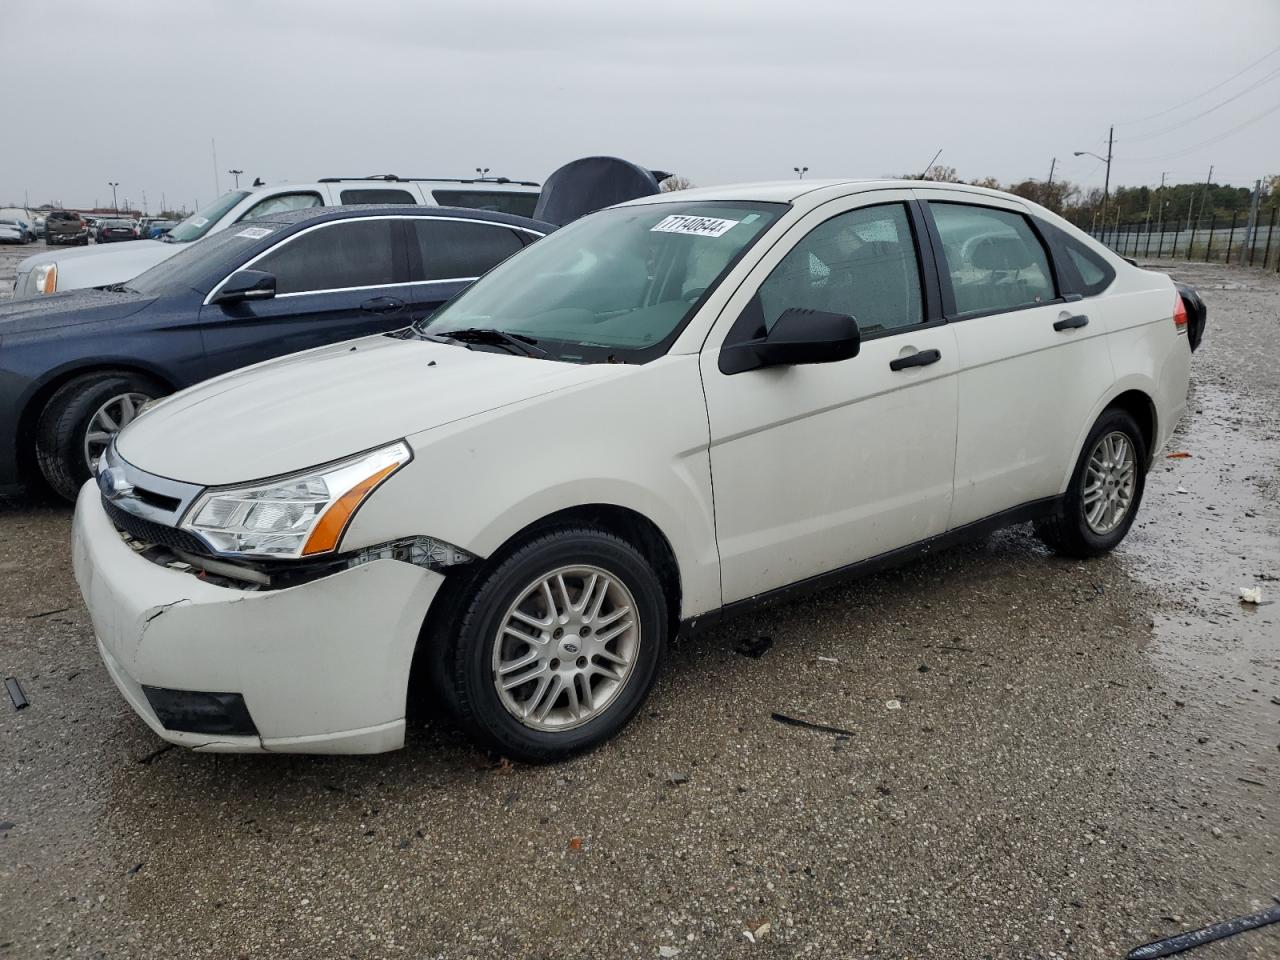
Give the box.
[1035,407,1147,558]
[34,372,164,501]
[442,528,668,762]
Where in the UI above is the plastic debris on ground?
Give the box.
[1238,586,1264,605]
[771,712,856,738]
[1126,902,1280,959]
[5,677,28,710]
[885,698,902,710]
[1166,451,1193,459]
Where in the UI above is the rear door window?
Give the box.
[411,219,528,281]
[928,203,1056,315]
[253,219,398,294]
[340,188,417,205]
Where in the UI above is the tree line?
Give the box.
[908,165,1280,228]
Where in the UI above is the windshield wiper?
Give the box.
[425,327,547,358]
[103,282,138,293]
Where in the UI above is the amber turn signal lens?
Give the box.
[301,462,401,556]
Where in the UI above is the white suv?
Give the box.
[73,180,1193,761]
[13,175,540,298]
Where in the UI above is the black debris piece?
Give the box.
[1126,903,1280,959]
[736,635,773,659]
[26,607,69,619]
[771,712,857,738]
[137,744,175,766]
[5,678,28,710]
[127,862,144,876]
[0,821,15,832]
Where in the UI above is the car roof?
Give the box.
[253,204,555,234]
[622,178,1029,208]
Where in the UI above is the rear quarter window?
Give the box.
[1061,235,1116,297]
[340,188,417,205]
[432,190,539,218]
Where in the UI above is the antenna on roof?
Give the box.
[919,148,943,180]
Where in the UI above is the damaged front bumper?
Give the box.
[72,482,445,754]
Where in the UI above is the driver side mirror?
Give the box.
[213,270,276,305]
[720,307,861,375]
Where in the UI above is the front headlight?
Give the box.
[181,442,411,559]
[35,263,57,294]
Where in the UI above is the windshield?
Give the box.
[420,200,786,362]
[127,224,279,296]
[165,190,250,243]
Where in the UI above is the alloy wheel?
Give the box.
[491,565,640,731]
[83,392,150,472]
[1083,431,1136,534]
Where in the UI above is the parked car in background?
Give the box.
[33,215,46,239]
[0,205,552,499]
[98,219,139,243]
[12,175,542,298]
[67,180,1195,760]
[146,219,178,238]
[44,211,89,246]
[0,219,30,244]
[0,208,37,242]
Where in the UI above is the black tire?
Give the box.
[441,527,668,763]
[1035,407,1148,558]
[34,371,164,502]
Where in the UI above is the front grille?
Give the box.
[102,495,211,556]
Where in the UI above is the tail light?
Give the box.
[1173,294,1189,335]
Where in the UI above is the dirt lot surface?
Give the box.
[1,256,1277,959]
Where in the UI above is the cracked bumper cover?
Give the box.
[72,482,445,754]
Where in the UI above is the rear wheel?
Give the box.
[442,528,667,762]
[1035,407,1147,558]
[34,372,164,501]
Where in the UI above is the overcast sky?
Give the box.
[4,0,1278,213]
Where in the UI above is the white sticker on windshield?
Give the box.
[235,226,274,239]
[651,214,739,238]
[191,217,208,227]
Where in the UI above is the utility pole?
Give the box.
[793,166,808,179]
[1102,126,1113,230]
[1191,164,1213,231]
[1245,178,1262,249]
[142,190,148,215]
[1046,157,1056,188]
[108,181,119,213]
[228,169,243,188]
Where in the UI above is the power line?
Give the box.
[1117,65,1280,142]
[1114,42,1280,125]
[1125,100,1280,162]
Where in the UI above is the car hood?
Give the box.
[0,288,157,336]
[14,239,181,296]
[116,333,620,485]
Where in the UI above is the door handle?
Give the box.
[889,348,942,371]
[360,296,406,315]
[1053,314,1089,331]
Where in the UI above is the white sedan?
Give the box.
[73,179,1192,761]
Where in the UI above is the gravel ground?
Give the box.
[0,253,1277,959]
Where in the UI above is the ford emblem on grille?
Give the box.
[97,467,134,500]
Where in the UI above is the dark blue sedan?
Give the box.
[0,205,552,499]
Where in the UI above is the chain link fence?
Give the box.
[1082,205,1279,270]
